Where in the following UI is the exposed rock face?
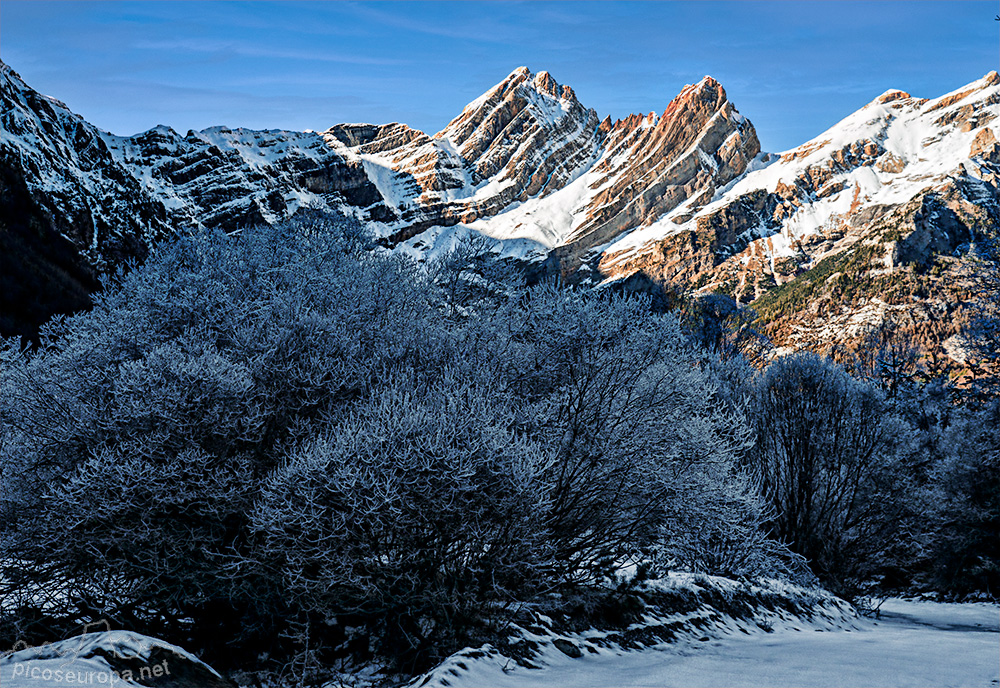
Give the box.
[438,68,602,202]
[971,126,1000,162]
[598,71,1000,354]
[1,61,391,272]
[325,67,606,244]
[569,77,759,250]
[427,71,760,276]
[1,64,170,271]
[104,124,391,231]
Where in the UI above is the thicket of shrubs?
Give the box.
[1,213,997,684]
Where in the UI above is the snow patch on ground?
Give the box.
[412,594,999,688]
[0,630,224,687]
[410,574,860,688]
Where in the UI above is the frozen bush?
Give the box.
[253,379,552,670]
[1,213,773,679]
[924,399,1000,597]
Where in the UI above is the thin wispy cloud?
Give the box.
[337,2,519,44]
[133,38,411,66]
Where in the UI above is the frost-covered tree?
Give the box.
[1,213,768,678]
[924,399,1000,597]
[651,468,813,583]
[960,232,1000,402]
[426,232,522,320]
[853,319,921,401]
[748,353,917,598]
[1,213,439,663]
[681,293,772,366]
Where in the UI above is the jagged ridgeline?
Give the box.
[2,61,998,357]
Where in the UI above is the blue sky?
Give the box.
[2,1,997,152]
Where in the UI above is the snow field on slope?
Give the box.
[467,170,599,248]
[394,223,549,264]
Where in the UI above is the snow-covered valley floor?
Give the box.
[426,599,999,688]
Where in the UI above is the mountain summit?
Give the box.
[323,66,605,242]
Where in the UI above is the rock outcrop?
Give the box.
[570,76,759,250]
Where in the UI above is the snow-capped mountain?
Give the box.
[325,67,605,245]
[2,60,998,354]
[596,72,1000,349]
[326,67,758,268]
[0,62,757,268]
[1,65,170,270]
[0,62,389,268]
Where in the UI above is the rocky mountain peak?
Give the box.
[681,75,725,99]
[872,89,912,105]
[510,65,532,79]
[439,67,589,142]
[661,75,728,123]
[439,67,600,181]
[531,70,559,97]
[548,73,759,266]
[310,67,607,245]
